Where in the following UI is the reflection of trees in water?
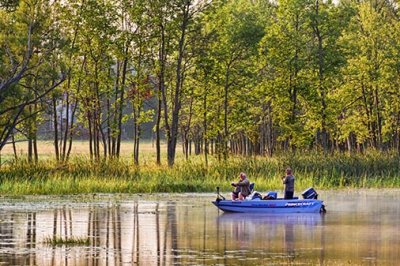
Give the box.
[131,201,176,265]
[87,204,124,265]
[320,213,326,265]
[0,213,22,265]
[27,213,36,265]
[3,196,400,265]
[155,203,160,265]
[0,214,15,249]
[0,203,325,265]
[0,201,181,266]
[202,204,207,265]
[0,212,38,265]
[5,202,168,265]
[133,201,139,264]
[284,223,295,262]
[168,204,178,264]
[88,205,100,264]
[49,206,82,265]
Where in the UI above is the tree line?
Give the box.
[1,0,400,166]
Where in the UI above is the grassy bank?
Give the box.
[0,150,399,195]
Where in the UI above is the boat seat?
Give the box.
[249,182,255,193]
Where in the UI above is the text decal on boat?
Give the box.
[285,202,314,207]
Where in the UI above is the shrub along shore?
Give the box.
[0,151,399,196]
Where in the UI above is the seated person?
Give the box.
[231,172,251,200]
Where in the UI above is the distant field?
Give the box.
[2,140,161,154]
[0,140,181,163]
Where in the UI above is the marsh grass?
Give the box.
[1,144,400,195]
[43,236,90,246]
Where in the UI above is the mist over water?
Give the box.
[0,190,400,265]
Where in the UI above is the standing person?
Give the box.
[231,172,251,200]
[282,168,295,199]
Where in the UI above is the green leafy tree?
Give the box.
[306,0,346,151]
[0,0,66,153]
[260,0,313,150]
[337,1,397,151]
[196,0,266,160]
[72,0,117,160]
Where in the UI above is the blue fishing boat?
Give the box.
[212,187,326,213]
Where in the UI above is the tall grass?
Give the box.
[43,236,90,246]
[0,150,399,195]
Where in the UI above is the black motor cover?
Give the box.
[302,187,318,199]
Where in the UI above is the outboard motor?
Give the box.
[302,187,318,199]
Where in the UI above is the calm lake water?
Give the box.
[1,190,400,265]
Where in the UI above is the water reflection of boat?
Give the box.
[216,212,325,260]
[217,212,324,226]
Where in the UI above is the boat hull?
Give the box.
[212,199,323,213]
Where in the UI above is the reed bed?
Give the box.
[43,236,90,246]
[0,150,399,195]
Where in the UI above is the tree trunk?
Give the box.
[133,106,141,165]
[66,98,78,162]
[33,130,38,164]
[99,108,107,159]
[117,52,128,157]
[11,132,18,161]
[360,83,374,148]
[373,86,382,150]
[156,89,162,165]
[88,111,93,160]
[32,99,38,164]
[111,60,120,157]
[106,98,111,157]
[28,136,33,163]
[156,21,166,166]
[182,95,193,160]
[312,0,329,152]
[183,131,189,160]
[52,96,60,161]
[203,89,208,167]
[260,111,266,156]
[266,101,274,157]
[223,66,230,161]
[164,2,190,167]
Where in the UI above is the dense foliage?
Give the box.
[1,0,400,166]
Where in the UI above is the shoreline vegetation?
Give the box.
[1,148,399,196]
[43,236,90,246]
